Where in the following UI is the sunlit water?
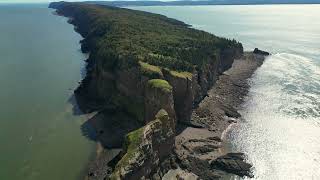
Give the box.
[131,5,320,179]
[0,4,94,180]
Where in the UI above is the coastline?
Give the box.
[84,52,267,180]
[48,2,268,179]
[172,52,267,179]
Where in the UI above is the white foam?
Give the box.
[229,53,320,180]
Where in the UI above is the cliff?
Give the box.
[50,2,242,121]
[110,108,175,179]
[50,2,245,179]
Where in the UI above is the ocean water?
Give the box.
[0,4,94,180]
[131,5,320,179]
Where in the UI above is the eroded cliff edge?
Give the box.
[49,2,268,179]
[50,1,242,120]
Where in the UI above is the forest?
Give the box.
[52,2,243,73]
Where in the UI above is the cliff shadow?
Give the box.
[68,93,142,148]
[80,109,143,148]
[68,94,84,115]
[68,91,102,115]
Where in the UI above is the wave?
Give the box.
[229,52,320,179]
[249,53,320,119]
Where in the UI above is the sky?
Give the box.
[0,0,146,3]
[2,0,320,3]
[0,0,95,3]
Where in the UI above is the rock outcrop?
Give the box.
[253,48,270,56]
[144,79,176,123]
[211,153,253,178]
[162,69,194,123]
[110,109,175,180]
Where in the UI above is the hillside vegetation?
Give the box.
[49,2,249,179]
[53,2,242,72]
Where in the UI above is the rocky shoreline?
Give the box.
[49,2,269,180]
[171,52,267,179]
[84,51,267,180]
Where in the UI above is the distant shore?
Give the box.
[84,0,320,7]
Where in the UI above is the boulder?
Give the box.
[253,48,270,56]
[211,153,253,178]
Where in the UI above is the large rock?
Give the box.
[253,48,270,56]
[162,168,199,180]
[144,79,176,123]
[110,109,175,180]
[211,153,253,178]
[162,69,194,123]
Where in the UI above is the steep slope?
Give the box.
[50,2,243,123]
[49,2,245,179]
